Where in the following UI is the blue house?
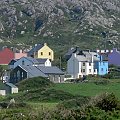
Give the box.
[94,56,108,75]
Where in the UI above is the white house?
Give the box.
[67,53,97,79]
[8,57,51,69]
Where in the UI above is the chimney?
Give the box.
[113,48,117,52]
[44,43,47,46]
[20,49,23,53]
[72,53,77,58]
[91,55,94,63]
[35,44,38,47]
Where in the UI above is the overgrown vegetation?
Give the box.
[1,93,120,120]
[0,76,120,119]
[16,76,53,91]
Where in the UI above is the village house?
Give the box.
[28,43,54,61]
[10,65,64,83]
[67,50,109,79]
[0,81,18,96]
[0,47,14,65]
[67,53,97,79]
[8,57,51,69]
[14,49,27,59]
[64,47,81,60]
[94,56,108,75]
[108,48,120,66]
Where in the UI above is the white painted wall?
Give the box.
[45,59,51,66]
[11,88,18,94]
[0,90,6,96]
[67,54,97,79]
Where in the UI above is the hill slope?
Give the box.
[0,0,120,50]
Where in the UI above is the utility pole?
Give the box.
[59,56,62,70]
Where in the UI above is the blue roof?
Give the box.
[28,44,44,56]
[19,65,48,78]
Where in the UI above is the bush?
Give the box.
[88,93,120,111]
[57,97,89,109]
[16,76,53,91]
[94,79,110,85]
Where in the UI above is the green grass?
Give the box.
[28,102,58,110]
[52,81,120,98]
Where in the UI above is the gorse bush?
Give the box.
[16,76,53,91]
[88,93,120,111]
[94,79,110,85]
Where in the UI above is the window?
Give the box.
[41,52,43,55]
[101,68,103,71]
[83,63,85,66]
[82,69,85,72]
[89,63,91,66]
[49,52,51,55]
[22,60,24,65]
[22,72,24,78]
[89,69,91,73]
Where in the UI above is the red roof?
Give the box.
[0,48,14,65]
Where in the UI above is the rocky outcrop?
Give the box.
[0,0,120,48]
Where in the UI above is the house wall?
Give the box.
[45,59,51,66]
[67,54,97,79]
[108,49,120,66]
[81,62,95,76]
[10,66,27,83]
[94,61,108,75]
[5,85,11,94]
[11,88,18,94]
[37,44,54,61]
[14,50,27,59]
[0,48,14,65]
[48,74,64,83]
[14,57,33,68]
[67,55,79,78]
[0,90,6,96]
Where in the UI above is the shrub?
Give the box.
[16,76,53,91]
[88,93,120,111]
[57,97,89,109]
[94,79,110,85]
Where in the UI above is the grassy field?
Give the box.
[52,80,120,98]
[29,102,58,110]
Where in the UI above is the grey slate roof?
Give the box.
[24,57,39,64]
[8,59,18,65]
[36,58,47,64]
[19,65,48,78]
[76,55,88,62]
[36,66,64,74]
[6,83,18,88]
[28,44,44,56]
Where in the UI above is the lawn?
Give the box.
[52,81,120,98]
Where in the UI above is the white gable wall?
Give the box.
[67,54,97,79]
[45,59,51,66]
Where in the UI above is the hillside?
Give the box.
[0,0,120,50]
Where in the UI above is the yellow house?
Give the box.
[28,43,54,61]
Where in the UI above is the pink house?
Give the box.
[14,50,27,59]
